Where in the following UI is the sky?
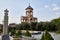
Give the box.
[0,0,60,24]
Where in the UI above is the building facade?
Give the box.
[21,5,37,23]
[9,23,16,27]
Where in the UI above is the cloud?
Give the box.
[44,4,60,12]
[44,5,49,8]
[52,4,60,11]
[56,12,60,15]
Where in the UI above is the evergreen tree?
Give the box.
[40,30,54,40]
[25,30,31,37]
[11,29,16,36]
[40,33,44,40]
[15,30,22,37]
[45,30,54,40]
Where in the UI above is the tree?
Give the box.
[45,30,54,40]
[40,30,54,40]
[10,29,16,36]
[51,17,60,24]
[15,24,23,30]
[40,33,44,40]
[25,30,31,37]
[30,22,37,30]
[15,30,22,37]
[49,22,56,31]
[21,22,30,30]
[36,22,44,31]
[51,17,60,32]
[56,21,60,33]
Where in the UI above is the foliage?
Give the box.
[25,30,31,37]
[36,22,45,31]
[40,33,44,40]
[40,30,54,40]
[10,29,16,36]
[51,17,60,33]
[56,30,60,33]
[51,17,60,24]
[30,22,37,30]
[0,29,3,33]
[15,24,23,30]
[45,30,54,40]
[22,22,30,30]
[15,30,22,37]
[8,17,60,34]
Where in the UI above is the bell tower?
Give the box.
[21,4,37,23]
[25,4,33,17]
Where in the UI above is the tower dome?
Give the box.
[25,5,33,10]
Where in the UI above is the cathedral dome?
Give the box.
[25,5,33,10]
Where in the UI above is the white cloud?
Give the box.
[56,12,60,15]
[52,4,60,11]
[44,5,49,8]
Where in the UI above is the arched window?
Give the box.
[30,18,32,20]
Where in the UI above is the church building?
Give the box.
[21,4,37,23]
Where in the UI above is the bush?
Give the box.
[40,33,44,40]
[15,30,22,37]
[40,30,54,40]
[25,30,31,37]
[10,29,16,36]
